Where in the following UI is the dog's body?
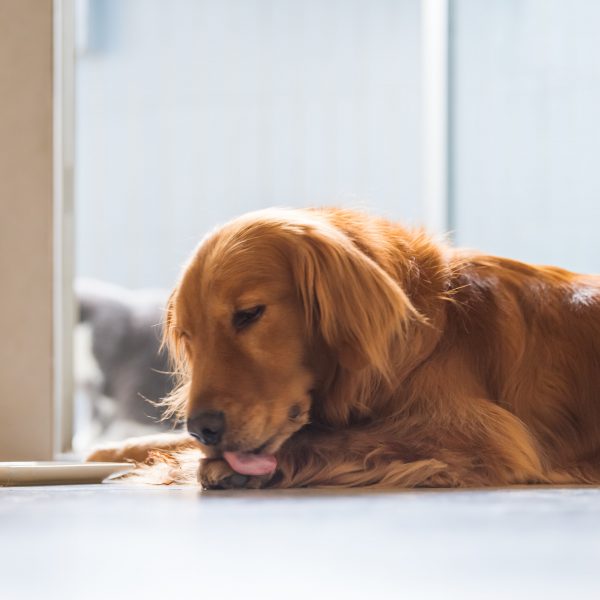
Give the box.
[89,208,600,488]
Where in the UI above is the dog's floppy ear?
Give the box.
[289,221,421,378]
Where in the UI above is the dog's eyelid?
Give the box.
[236,304,266,314]
[232,304,266,331]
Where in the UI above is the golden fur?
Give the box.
[88,207,600,488]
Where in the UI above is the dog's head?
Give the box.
[162,209,419,473]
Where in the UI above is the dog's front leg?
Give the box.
[196,427,453,490]
[87,431,197,463]
[269,404,547,489]
[265,427,459,489]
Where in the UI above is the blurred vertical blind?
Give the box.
[75,0,423,289]
[452,0,600,273]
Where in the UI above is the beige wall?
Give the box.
[0,0,55,459]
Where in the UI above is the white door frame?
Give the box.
[53,0,76,455]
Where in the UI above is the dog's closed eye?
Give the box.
[232,305,266,331]
[288,404,302,420]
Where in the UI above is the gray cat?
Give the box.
[76,279,176,434]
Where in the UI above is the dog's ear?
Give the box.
[289,221,421,378]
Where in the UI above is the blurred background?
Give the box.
[72,0,600,451]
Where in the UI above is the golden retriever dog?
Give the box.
[88,207,600,489]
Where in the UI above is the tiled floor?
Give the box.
[1,484,599,599]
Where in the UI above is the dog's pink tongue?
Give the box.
[223,451,277,476]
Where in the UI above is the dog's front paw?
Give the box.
[198,458,272,490]
[86,443,129,463]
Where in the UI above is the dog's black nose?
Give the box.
[187,410,225,446]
